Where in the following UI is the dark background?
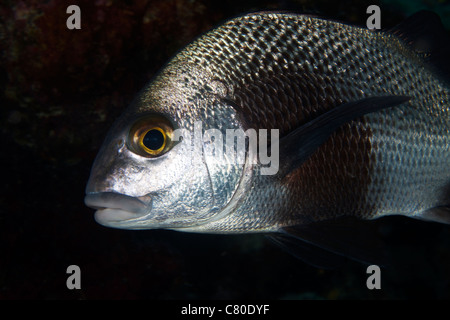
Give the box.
[1,0,449,299]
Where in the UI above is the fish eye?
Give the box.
[141,128,165,152]
[127,115,174,157]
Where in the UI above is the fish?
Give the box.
[85,11,450,267]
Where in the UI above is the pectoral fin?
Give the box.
[277,95,410,177]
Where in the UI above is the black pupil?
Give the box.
[143,129,164,151]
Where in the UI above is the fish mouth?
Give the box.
[84,192,152,227]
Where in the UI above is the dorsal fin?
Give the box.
[388,10,450,83]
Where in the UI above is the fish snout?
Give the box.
[84,192,153,226]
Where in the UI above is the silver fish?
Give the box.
[85,11,449,265]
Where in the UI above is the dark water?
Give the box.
[0,0,449,300]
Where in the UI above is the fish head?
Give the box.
[85,63,249,230]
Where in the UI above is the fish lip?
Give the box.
[84,192,152,224]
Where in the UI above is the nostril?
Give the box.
[116,138,125,149]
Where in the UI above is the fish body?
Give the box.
[85,11,449,263]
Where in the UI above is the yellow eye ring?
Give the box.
[127,115,174,157]
[138,127,166,156]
